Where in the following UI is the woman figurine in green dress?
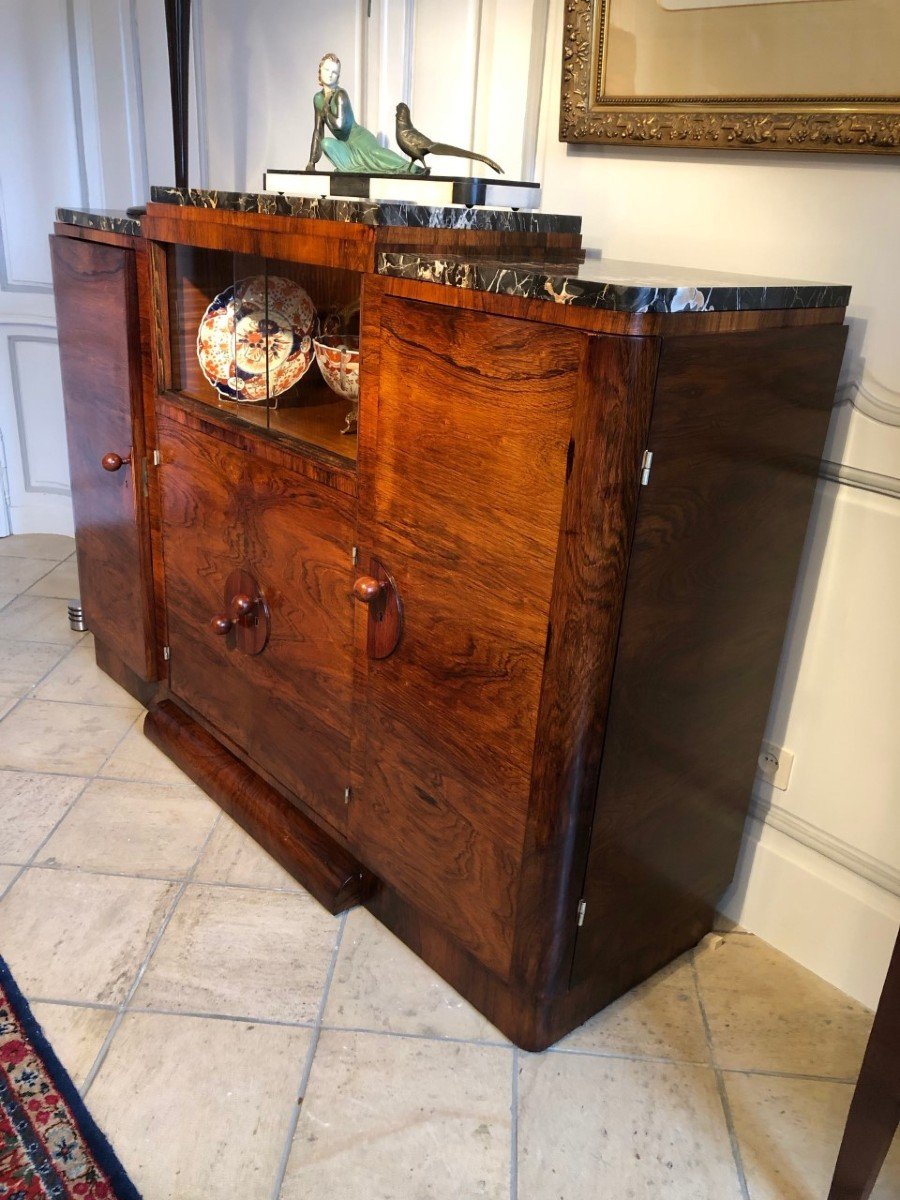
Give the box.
[305,52,413,174]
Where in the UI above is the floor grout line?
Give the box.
[510,1045,519,1200]
[22,997,122,1014]
[8,861,307,895]
[0,629,92,745]
[19,695,144,712]
[269,908,349,1200]
[4,556,71,599]
[691,954,752,1200]
[315,1021,512,1050]
[0,773,96,904]
[80,810,224,1098]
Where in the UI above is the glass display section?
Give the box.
[167,246,361,464]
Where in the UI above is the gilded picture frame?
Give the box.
[560,0,900,154]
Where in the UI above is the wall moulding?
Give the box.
[850,377,900,428]
[560,0,900,154]
[5,334,70,497]
[751,795,900,900]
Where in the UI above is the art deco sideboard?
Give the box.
[49,189,850,1049]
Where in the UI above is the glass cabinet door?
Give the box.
[167,245,361,463]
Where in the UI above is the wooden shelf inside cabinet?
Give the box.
[162,374,358,468]
[162,242,361,468]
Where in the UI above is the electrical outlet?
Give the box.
[757,742,794,791]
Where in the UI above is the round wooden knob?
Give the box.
[232,593,256,617]
[353,576,387,604]
[101,452,131,472]
[211,614,233,635]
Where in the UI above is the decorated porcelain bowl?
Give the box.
[197,275,316,403]
[314,335,360,434]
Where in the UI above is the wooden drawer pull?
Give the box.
[232,593,256,617]
[353,560,403,659]
[101,451,131,472]
[211,614,233,635]
[353,576,387,606]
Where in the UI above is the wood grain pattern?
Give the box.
[50,234,156,679]
[512,333,661,995]
[350,297,586,978]
[156,394,357,498]
[157,414,356,832]
[134,241,167,678]
[145,700,374,913]
[139,242,172,676]
[828,930,900,1200]
[570,323,849,999]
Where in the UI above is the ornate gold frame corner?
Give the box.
[560,0,900,155]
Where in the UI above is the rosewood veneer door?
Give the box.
[156,414,355,831]
[50,235,155,678]
[350,297,587,979]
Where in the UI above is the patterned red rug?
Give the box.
[0,956,142,1198]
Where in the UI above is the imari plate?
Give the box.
[197,275,317,402]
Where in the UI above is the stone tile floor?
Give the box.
[0,533,898,1199]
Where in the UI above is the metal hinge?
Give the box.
[577,899,587,927]
[162,645,171,661]
[640,449,654,486]
[344,786,352,805]
[351,545,359,566]
[152,449,162,467]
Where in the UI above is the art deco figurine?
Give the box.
[395,103,504,175]
[305,53,412,174]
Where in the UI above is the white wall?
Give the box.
[1,0,896,1006]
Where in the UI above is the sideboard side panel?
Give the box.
[512,332,660,994]
[50,234,156,679]
[570,322,849,995]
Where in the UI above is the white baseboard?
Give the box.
[719,814,900,1009]
[8,495,74,537]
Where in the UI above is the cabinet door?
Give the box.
[350,297,586,979]
[50,235,155,678]
[157,413,355,829]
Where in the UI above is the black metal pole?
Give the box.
[164,0,192,189]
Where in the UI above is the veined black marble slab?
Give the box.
[150,186,580,233]
[56,208,142,238]
[376,253,851,313]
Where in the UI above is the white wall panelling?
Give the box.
[190,0,365,193]
[0,320,73,536]
[0,0,88,290]
[0,0,104,538]
[364,0,416,148]
[406,0,484,175]
[471,0,551,181]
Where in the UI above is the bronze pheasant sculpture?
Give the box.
[395,103,504,176]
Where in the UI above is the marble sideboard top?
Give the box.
[56,208,142,238]
[375,253,851,314]
[53,203,850,315]
[148,186,582,233]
